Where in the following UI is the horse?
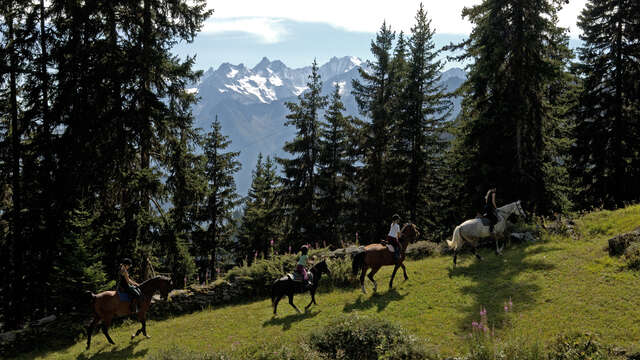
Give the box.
[446,200,526,267]
[351,223,420,294]
[271,259,331,315]
[85,276,172,350]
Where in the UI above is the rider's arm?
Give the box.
[124,269,139,286]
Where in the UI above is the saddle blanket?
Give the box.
[285,273,314,282]
[386,244,395,253]
[118,291,131,302]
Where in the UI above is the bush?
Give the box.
[623,242,640,270]
[406,241,440,260]
[307,314,433,360]
[547,332,615,360]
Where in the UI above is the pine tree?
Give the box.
[448,0,574,215]
[238,154,282,261]
[317,85,357,246]
[571,0,640,208]
[199,118,241,278]
[401,4,452,225]
[277,60,328,247]
[351,22,396,240]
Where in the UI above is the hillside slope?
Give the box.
[23,205,640,359]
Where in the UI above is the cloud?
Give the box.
[206,0,586,37]
[201,17,288,43]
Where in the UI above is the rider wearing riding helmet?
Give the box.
[387,214,402,263]
[118,258,142,313]
[484,187,498,233]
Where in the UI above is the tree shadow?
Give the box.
[77,338,148,360]
[262,310,321,330]
[342,288,407,313]
[447,242,557,334]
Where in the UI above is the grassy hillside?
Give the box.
[19,205,640,359]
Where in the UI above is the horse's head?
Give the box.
[515,200,527,219]
[314,259,331,276]
[158,276,172,300]
[400,223,420,242]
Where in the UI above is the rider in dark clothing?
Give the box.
[117,258,141,314]
[484,188,498,233]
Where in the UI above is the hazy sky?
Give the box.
[174,1,587,71]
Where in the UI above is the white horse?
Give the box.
[447,200,526,267]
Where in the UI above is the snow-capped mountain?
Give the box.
[190,56,465,194]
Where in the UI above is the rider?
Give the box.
[117,258,141,314]
[387,214,402,263]
[483,187,498,234]
[295,245,313,289]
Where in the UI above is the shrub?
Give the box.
[608,232,640,256]
[623,242,640,270]
[307,314,433,360]
[406,241,440,260]
[547,332,615,360]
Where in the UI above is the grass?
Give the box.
[16,205,640,359]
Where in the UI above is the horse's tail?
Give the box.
[351,251,366,276]
[447,226,462,250]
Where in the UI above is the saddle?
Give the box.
[285,272,314,283]
[477,217,492,227]
[379,240,395,253]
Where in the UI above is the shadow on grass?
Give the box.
[262,310,320,330]
[342,288,407,313]
[448,242,557,334]
[77,338,148,360]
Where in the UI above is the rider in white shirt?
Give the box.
[386,214,402,263]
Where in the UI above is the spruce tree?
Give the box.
[448,0,574,215]
[238,154,282,261]
[317,85,357,246]
[351,22,396,240]
[401,4,452,225]
[571,0,640,208]
[199,118,241,278]
[277,60,327,246]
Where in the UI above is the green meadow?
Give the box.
[20,205,640,359]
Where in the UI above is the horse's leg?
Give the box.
[101,318,115,345]
[495,236,503,255]
[305,289,316,311]
[86,316,99,350]
[473,247,483,261]
[453,251,457,267]
[389,265,399,289]
[288,293,301,313]
[273,294,283,315]
[400,263,408,280]
[360,264,368,294]
[367,266,380,293]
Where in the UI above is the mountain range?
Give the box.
[189,56,466,195]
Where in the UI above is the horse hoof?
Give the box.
[131,334,135,340]
[145,335,151,339]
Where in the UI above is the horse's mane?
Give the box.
[139,275,170,287]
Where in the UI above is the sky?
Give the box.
[173,0,587,71]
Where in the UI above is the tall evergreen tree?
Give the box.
[198,118,241,278]
[238,154,282,261]
[571,0,640,208]
[278,60,328,247]
[317,85,357,246]
[400,4,452,225]
[448,0,574,215]
[351,22,396,240]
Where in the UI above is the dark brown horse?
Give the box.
[271,260,331,315]
[86,276,172,350]
[351,223,419,293]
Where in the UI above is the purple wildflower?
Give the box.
[504,305,509,312]
[472,321,479,328]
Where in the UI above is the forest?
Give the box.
[1,0,638,332]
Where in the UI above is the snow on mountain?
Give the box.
[190,57,465,195]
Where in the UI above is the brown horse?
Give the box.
[351,223,419,293]
[85,276,172,350]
